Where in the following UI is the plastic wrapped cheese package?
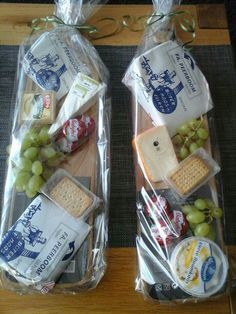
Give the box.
[0,0,110,294]
[123,0,235,303]
[0,195,91,293]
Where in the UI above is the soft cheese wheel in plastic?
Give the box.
[170,237,228,298]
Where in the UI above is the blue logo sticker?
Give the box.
[0,231,25,262]
[201,256,216,282]
[152,81,184,114]
[36,64,66,92]
[0,230,40,262]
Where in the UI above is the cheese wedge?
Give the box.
[134,126,178,182]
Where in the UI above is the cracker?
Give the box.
[169,156,210,196]
[49,177,93,218]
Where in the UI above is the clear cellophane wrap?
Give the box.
[0,0,110,294]
[123,0,235,303]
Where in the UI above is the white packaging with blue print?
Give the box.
[123,40,213,136]
[0,195,90,293]
[22,31,93,101]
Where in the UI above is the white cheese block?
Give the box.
[134,125,178,182]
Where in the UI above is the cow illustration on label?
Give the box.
[22,222,46,247]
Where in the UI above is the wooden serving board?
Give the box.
[0,69,101,292]
[131,89,228,300]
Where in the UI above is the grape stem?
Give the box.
[205,215,213,224]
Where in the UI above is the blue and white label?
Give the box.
[23,30,89,100]
[168,48,201,99]
[153,82,184,114]
[201,256,216,282]
[0,195,90,291]
[24,50,67,93]
[123,40,213,136]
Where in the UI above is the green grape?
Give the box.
[189,143,199,154]
[197,128,209,140]
[24,147,38,161]
[188,119,198,129]
[46,156,61,167]
[205,225,216,241]
[205,199,215,209]
[15,171,31,187]
[194,222,210,237]
[182,205,197,215]
[196,138,205,147]
[186,210,205,224]
[172,135,183,145]
[41,147,57,159]
[21,137,32,152]
[18,157,32,172]
[28,175,41,192]
[178,124,191,136]
[194,198,207,210]
[211,207,223,219]
[32,160,43,175]
[42,167,54,181]
[38,127,50,144]
[179,146,190,160]
[28,128,39,142]
[25,189,37,199]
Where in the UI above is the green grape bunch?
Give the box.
[172,118,209,160]
[7,126,65,198]
[181,197,223,241]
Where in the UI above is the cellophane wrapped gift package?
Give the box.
[0,0,110,294]
[123,0,235,303]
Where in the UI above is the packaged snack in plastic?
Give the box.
[0,0,110,294]
[123,0,234,303]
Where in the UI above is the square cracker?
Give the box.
[49,177,93,218]
[169,156,210,196]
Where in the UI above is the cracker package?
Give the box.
[122,0,234,304]
[0,0,110,294]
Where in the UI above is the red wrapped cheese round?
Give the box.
[150,210,188,246]
[55,115,95,153]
